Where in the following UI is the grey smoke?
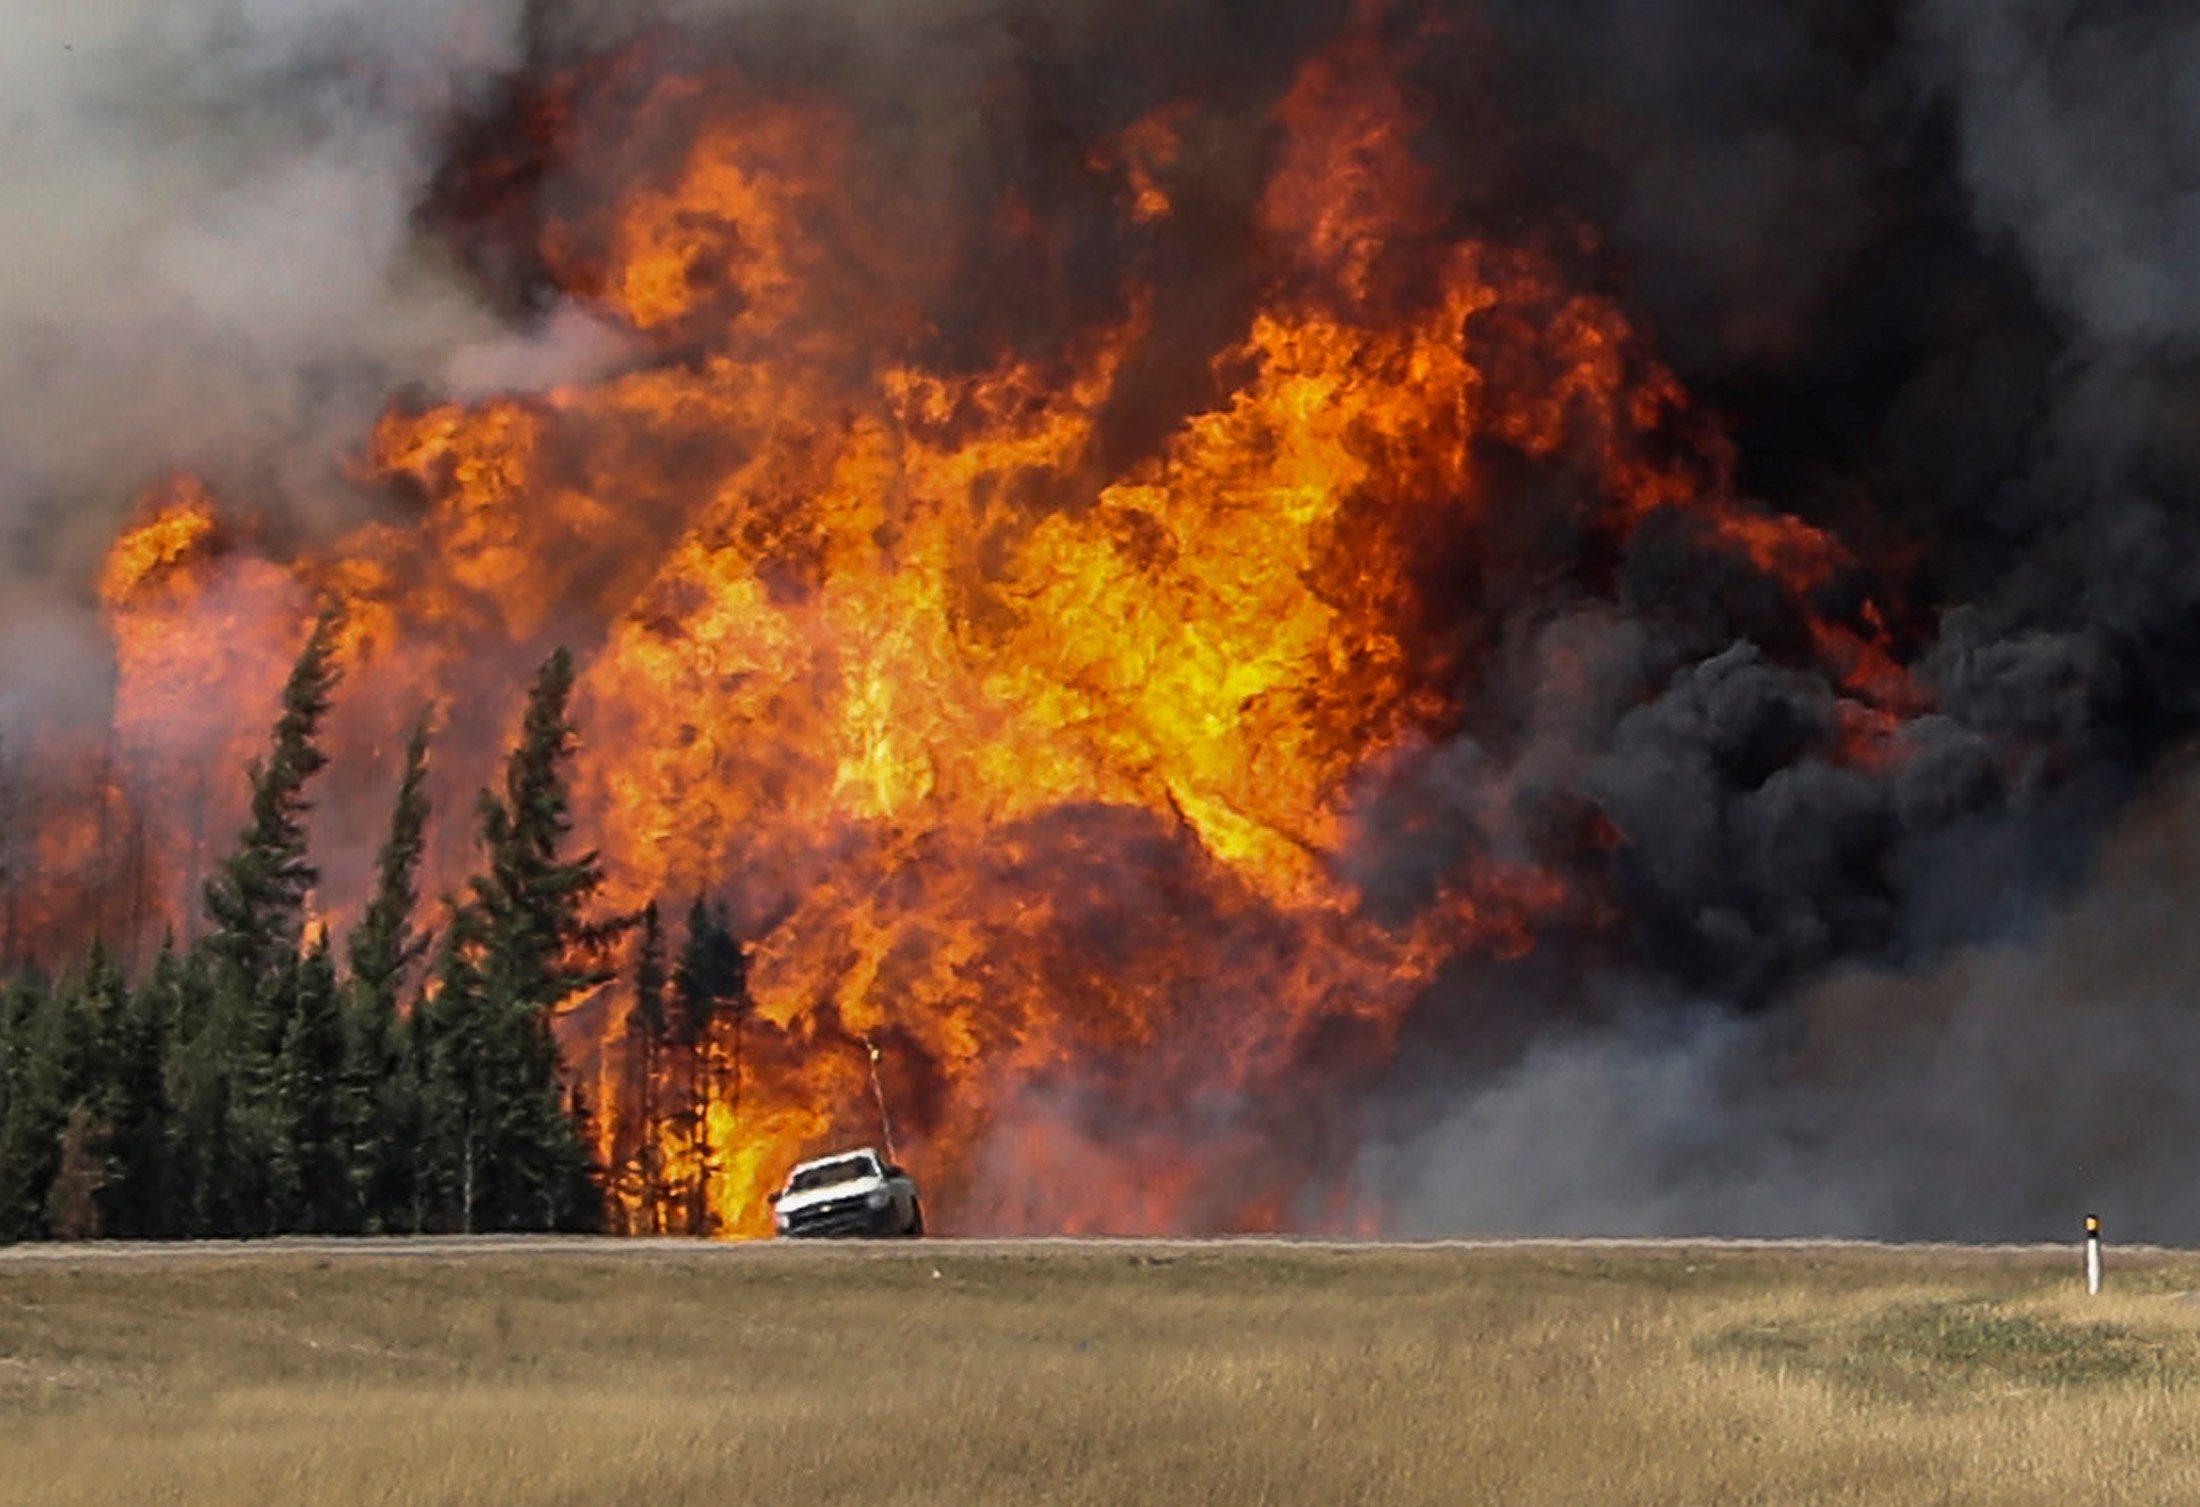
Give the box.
[1916,0,2200,354]
[1369,757,2200,1243]
[0,0,619,732]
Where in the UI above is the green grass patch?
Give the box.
[1711,1299,2195,1400]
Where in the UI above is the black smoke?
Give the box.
[1350,0,2200,1238]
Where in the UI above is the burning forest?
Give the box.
[4,0,2200,1242]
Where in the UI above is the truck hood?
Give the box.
[776,1175,887,1218]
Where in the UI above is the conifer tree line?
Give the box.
[0,618,732,1241]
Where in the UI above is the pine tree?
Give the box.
[202,613,343,978]
[69,940,171,1239]
[670,897,746,1236]
[190,613,345,1236]
[274,939,344,1230]
[102,939,184,1237]
[161,944,229,1236]
[471,649,617,1025]
[347,719,433,1010]
[341,718,432,1232]
[418,900,489,1233]
[205,957,290,1235]
[0,969,65,1241]
[421,650,610,1234]
[0,956,112,1240]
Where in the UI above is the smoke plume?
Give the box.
[0,0,615,723]
[1369,758,2200,1242]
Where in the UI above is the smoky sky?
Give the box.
[7,0,2200,1236]
[0,0,625,730]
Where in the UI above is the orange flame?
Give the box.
[55,15,1923,1234]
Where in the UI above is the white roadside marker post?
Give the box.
[2085,1213,2102,1296]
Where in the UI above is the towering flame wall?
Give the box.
[7,6,1941,1235]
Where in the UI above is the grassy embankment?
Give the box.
[3,1240,2199,1505]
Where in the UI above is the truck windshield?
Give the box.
[787,1157,876,1192]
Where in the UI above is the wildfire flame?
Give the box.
[53,7,1919,1235]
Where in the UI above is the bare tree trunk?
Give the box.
[688,1035,705,1237]
[640,1032,660,1235]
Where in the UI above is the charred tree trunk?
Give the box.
[688,1031,713,1238]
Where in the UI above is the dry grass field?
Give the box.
[3,1239,2199,1505]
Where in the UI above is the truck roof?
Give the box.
[789,1146,881,1173]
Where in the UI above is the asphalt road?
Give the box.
[0,1233,2158,1263]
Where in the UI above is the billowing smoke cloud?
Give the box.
[1391,0,2195,980]
[1366,0,2200,1238]
[1920,0,2200,352]
[0,0,621,729]
[1367,758,2200,1242]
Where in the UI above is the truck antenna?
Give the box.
[864,1037,899,1164]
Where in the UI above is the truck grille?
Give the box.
[784,1194,876,1236]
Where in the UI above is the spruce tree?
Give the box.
[208,956,291,1235]
[0,642,659,1243]
[418,900,490,1233]
[103,939,185,1237]
[0,955,112,1240]
[396,970,435,1235]
[74,940,129,1107]
[274,939,344,1230]
[160,944,227,1236]
[471,649,617,1023]
[347,719,433,1010]
[73,941,170,1238]
[421,650,610,1233]
[202,612,343,977]
[0,968,66,1241]
[190,613,344,1235]
[341,718,432,1231]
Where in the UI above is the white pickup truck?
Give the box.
[770,1148,925,1238]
